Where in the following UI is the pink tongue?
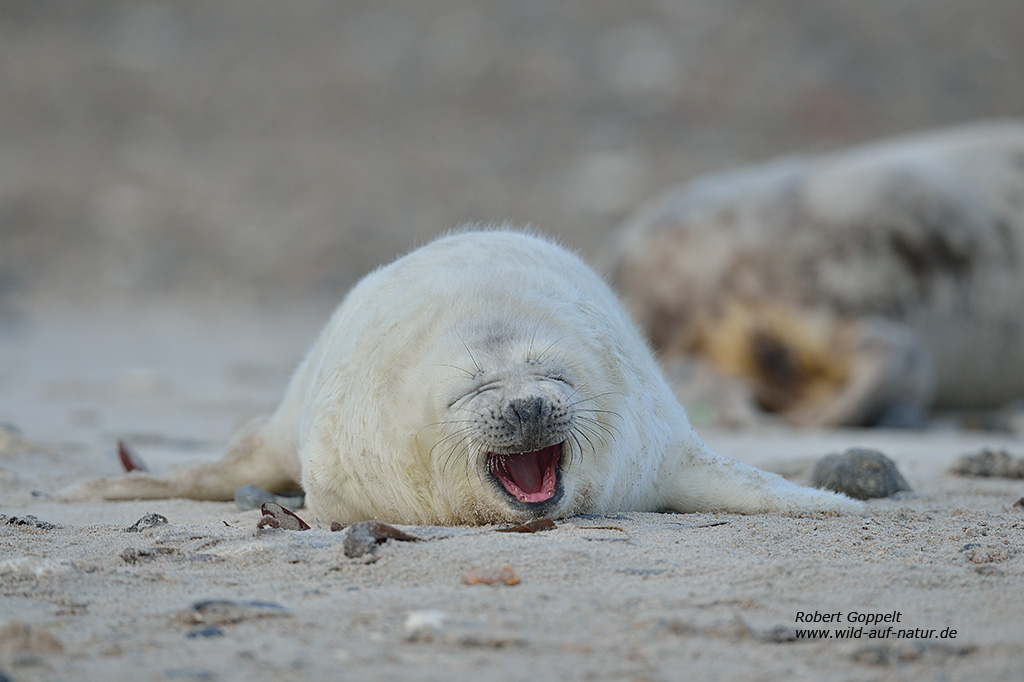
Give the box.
[490,444,560,503]
[504,455,543,492]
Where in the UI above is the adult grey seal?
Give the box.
[604,121,1024,427]
[63,229,858,524]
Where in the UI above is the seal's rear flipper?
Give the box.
[661,443,863,514]
[59,417,299,503]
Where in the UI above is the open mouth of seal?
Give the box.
[487,443,562,504]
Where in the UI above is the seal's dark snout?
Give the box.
[504,396,550,448]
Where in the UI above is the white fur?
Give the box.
[63,229,860,524]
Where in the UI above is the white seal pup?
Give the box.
[604,121,1024,427]
[63,230,858,524]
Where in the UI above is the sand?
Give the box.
[4,3,1024,679]
[2,305,1023,682]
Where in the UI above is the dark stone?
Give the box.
[234,484,276,511]
[234,484,305,511]
[125,512,169,532]
[2,514,59,530]
[950,448,1024,478]
[811,448,911,500]
[273,491,305,509]
[342,520,420,558]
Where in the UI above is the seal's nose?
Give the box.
[503,396,549,448]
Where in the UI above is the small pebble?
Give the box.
[342,520,420,558]
[274,490,305,508]
[811,448,911,500]
[125,512,169,532]
[234,484,276,510]
[2,514,59,530]
[958,542,1015,564]
[234,484,305,511]
[120,547,179,564]
[950,448,1024,479]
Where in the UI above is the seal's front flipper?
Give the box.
[661,442,862,514]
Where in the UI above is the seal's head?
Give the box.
[451,357,575,515]
[427,318,610,522]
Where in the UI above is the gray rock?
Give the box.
[3,514,59,530]
[342,520,420,559]
[234,484,277,510]
[950,448,1024,478]
[811,448,911,500]
[234,484,305,511]
[125,512,169,532]
[273,490,305,509]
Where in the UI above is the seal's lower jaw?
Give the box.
[487,443,564,512]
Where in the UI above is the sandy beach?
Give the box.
[3,3,1024,680]
[2,305,1023,682]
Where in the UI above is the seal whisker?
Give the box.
[424,418,478,431]
[565,431,587,471]
[532,333,573,364]
[572,401,623,419]
[526,323,542,363]
[470,442,491,490]
[456,331,483,375]
[568,390,623,406]
[438,433,478,482]
[574,410,621,439]
[433,363,478,378]
[570,421,599,456]
[432,426,482,490]
[429,423,486,477]
[431,426,478,465]
[449,406,489,419]
[573,416,612,448]
[564,385,582,402]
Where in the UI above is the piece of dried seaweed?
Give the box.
[257,502,311,531]
[494,519,556,533]
[117,440,149,472]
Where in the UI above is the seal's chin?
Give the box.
[487,443,562,504]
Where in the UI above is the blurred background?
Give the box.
[2,0,1024,313]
